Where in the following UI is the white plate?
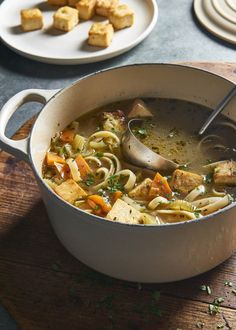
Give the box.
[0,0,158,65]
[194,0,236,45]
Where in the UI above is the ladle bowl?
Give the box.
[121,119,179,172]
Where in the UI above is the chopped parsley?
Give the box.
[133,127,148,139]
[200,285,212,295]
[167,127,178,138]
[214,297,224,304]
[178,164,190,171]
[208,303,220,315]
[204,173,213,184]
[194,211,201,218]
[95,152,104,158]
[196,321,205,329]
[84,174,95,186]
[106,175,124,193]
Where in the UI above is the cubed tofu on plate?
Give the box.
[21,8,43,32]
[214,161,236,186]
[88,22,114,47]
[108,4,134,30]
[171,169,203,195]
[53,6,79,32]
[96,0,119,17]
[106,199,142,224]
[76,0,96,20]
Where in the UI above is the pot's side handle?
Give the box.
[0,88,59,162]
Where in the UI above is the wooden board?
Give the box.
[0,62,236,330]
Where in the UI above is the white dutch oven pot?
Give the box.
[0,64,236,283]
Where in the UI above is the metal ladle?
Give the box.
[122,85,236,172]
[121,119,179,172]
[199,84,236,135]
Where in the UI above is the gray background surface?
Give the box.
[0,0,235,328]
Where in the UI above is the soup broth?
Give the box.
[43,98,236,225]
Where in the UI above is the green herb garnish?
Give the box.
[224,281,233,287]
[204,173,213,184]
[133,127,148,139]
[194,211,201,218]
[84,174,95,186]
[95,152,104,158]
[106,175,124,193]
[214,297,224,304]
[168,128,178,138]
[196,321,205,329]
[200,285,212,295]
[208,303,220,315]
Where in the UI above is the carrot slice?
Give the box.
[87,199,103,216]
[75,155,92,180]
[149,172,172,199]
[113,191,123,202]
[87,195,111,214]
[46,152,66,166]
[60,130,75,143]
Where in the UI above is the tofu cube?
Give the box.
[53,6,79,32]
[129,178,153,199]
[106,199,142,224]
[68,0,79,7]
[21,8,43,32]
[88,22,114,47]
[96,0,119,17]
[214,161,236,186]
[108,4,134,30]
[47,0,68,6]
[76,0,96,20]
[54,179,87,204]
[171,169,203,195]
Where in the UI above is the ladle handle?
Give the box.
[199,84,236,135]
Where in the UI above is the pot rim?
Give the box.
[29,63,236,229]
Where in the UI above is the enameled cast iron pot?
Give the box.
[0,64,236,283]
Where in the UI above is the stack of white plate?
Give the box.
[194,0,236,45]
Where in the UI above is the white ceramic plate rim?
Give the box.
[194,0,236,45]
[0,0,158,65]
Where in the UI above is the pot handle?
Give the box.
[0,88,59,162]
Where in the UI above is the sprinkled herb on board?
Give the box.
[196,321,205,329]
[208,303,220,315]
[200,285,212,295]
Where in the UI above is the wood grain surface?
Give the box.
[0,62,236,330]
